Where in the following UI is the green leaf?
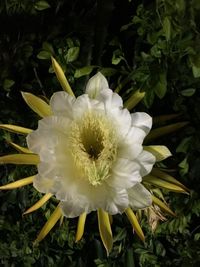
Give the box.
[154,72,167,99]
[179,157,189,175]
[176,137,192,153]
[112,49,124,65]
[42,42,54,54]
[74,66,94,78]
[34,1,50,11]
[65,47,80,62]
[181,88,196,96]
[3,79,15,91]
[163,17,171,41]
[37,51,52,60]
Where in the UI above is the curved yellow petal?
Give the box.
[144,145,172,162]
[21,92,52,118]
[0,176,34,190]
[8,142,32,154]
[75,212,87,242]
[97,209,113,256]
[0,154,39,165]
[151,169,189,192]
[152,195,176,217]
[34,204,62,245]
[23,193,53,215]
[51,57,74,96]
[145,122,188,142]
[143,175,188,193]
[124,90,145,110]
[125,207,145,242]
[0,124,32,134]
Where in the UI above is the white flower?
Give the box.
[27,72,156,218]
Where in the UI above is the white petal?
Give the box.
[137,150,156,177]
[110,108,132,138]
[128,183,152,209]
[50,91,75,119]
[60,197,89,218]
[131,112,152,135]
[85,72,109,99]
[73,94,103,118]
[104,189,129,214]
[118,143,143,160]
[33,175,57,194]
[98,88,123,110]
[26,116,70,161]
[107,158,141,189]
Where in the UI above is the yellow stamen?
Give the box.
[69,112,118,186]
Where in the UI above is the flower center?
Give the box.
[69,112,118,186]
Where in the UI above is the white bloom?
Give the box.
[27,72,155,218]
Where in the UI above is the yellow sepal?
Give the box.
[124,90,145,110]
[125,207,145,242]
[75,212,87,242]
[34,204,62,244]
[145,122,188,142]
[144,145,172,162]
[0,154,39,165]
[8,142,32,154]
[97,209,113,256]
[23,193,53,215]
[151,169,189,192]
[0,176,34,190]
[143,175,188,193]
[21,92,52,118]
[51,57,74,96]
[0,124,32,134]
[152,195,176,216]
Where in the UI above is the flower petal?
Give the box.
[107,158,141,189]
[0,176,34,190]
[0,124,32,134]
[75,212,87,242]
[131,112,152,135]
[0,154,39,165]
[23,193,53,215]
[125,207,145,241]
[50,91,76,119]
[51,57,74,96]
[21,92,52,117]
[136,150,155,176]
[124,90,145,110]
[34,204,62,244]
[128,183,152,209]
[144,145,172,162]
[85,72,109,99]
[97,208,113,256]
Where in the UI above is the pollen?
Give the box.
[69,112,118,186]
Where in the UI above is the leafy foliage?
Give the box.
[0,0,200,266]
